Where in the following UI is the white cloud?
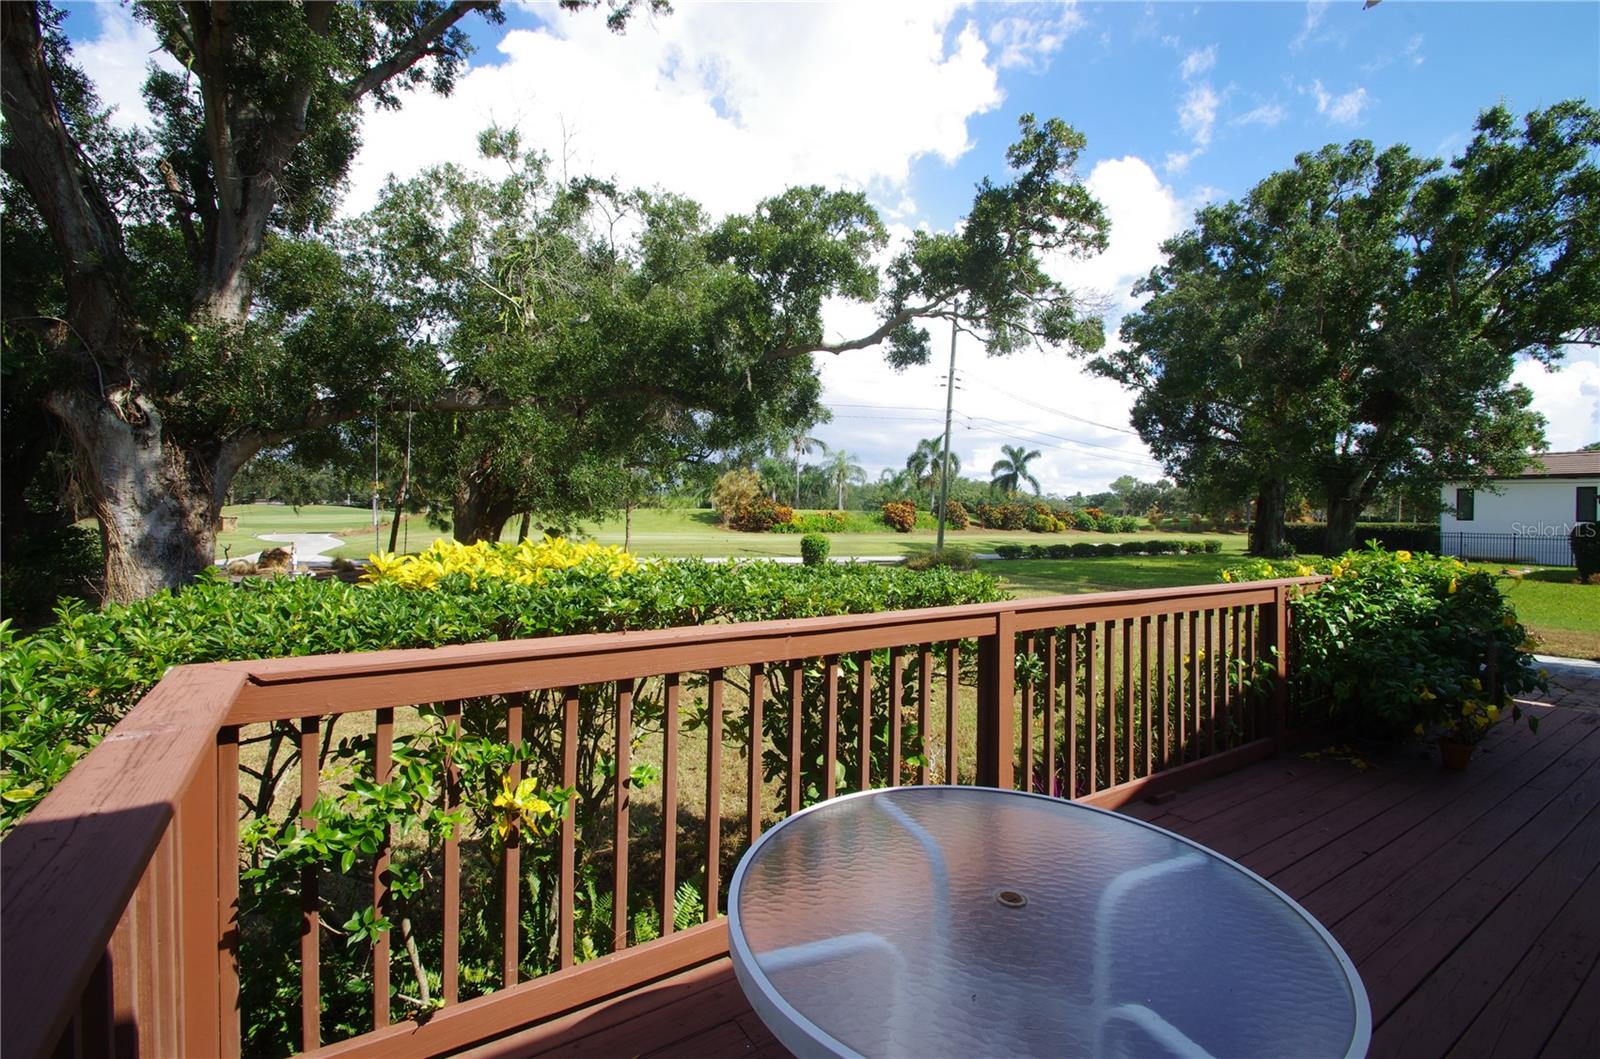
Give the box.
[1233,102,1287,128]
[1180,44,1216,81]
[815,156,1191,494]
[1515,351,1600,452]
[1308,80,1372,126]
[1290,0,1330,53]
[71,6,183,130]
[345,3,1005,218]
[987,3,1086,71]
[1178,84,1220,147]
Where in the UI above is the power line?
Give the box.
[961,376,1144,436]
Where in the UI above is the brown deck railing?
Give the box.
[1,577,1320,1058]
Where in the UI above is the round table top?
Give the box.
[727,786,1370,1059]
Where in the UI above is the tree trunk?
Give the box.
[517,512,532,544]
[1323,494,1364,556]
[50,390,223,601]
[1248,478,1288,557]
[624,502,633,551]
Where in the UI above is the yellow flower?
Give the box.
[1396,550,1412,562]
[1414,723,1426,736]
[1221,570,1233,582]
[493,775,553,841]
[1295,564,1315,577]
[1420,688,1437,702]
[1448,578,1458,595]
[1486,704,1499,722]
[1461,700,1477,717]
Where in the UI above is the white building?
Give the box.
[1439,450,1600,565]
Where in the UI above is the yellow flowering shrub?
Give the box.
[365,537,640,589]
[1219,545,1545,739]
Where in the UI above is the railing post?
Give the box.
[976,609,1016,788]
[176,735,227,1056]
[1260,585,1290,751]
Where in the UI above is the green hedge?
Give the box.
[0,560,1003,831]
[1282,522,1438,555]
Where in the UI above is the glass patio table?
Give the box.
[727,786,1369,1059]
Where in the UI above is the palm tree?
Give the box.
[789,433,827,508]
[878,466,914,499]
[990,445,1042,498]
[824,450,866,509]
[907,437,944,509]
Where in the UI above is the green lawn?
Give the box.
[215,503,411,561]
[1470,565,1600,661]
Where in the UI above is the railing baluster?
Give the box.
[1084,624,1096,794]
[747,664,764,845]
[503,696,523,985]
[559,686,579,966]
[917,647,933,785]
[888,647,904,786]
[1103,620,1116,788]
[1229,607,1242,747]
[1157,614,1170,770]
[705,670,723,921]
[1205,609,1217,758]
[823,657,839,799]
[1140,616,1151,779]
[1065,627,1077,798]
[298,715,320,1050]
[373,707,393,1028]
[662,674,680,935]
[786,662,803,815]
[858,654,873,791]
[1021,634,1035,792]
[442,703,461,1004]
[944,643,959,785]
[613,683,631,953]
[1044,631,1058,798]
[1174,613,1186,764]
[1122,619,1134,783]
[1188,611,1201,760]
[1244,605,1258,742]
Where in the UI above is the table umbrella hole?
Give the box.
[995,889,1028,908]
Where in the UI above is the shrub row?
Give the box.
[1281,522,1438,555]
[992,539,1223,560]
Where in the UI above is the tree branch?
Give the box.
[343,1,492,104]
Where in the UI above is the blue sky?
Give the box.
[66,1,1600,493]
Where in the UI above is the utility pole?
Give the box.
[936,311,958,551]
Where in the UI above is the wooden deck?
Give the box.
[491,679,1600,1058]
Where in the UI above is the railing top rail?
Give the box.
[223,578,1322,724]
[0,664,246,1059]
[236,576,1322,685]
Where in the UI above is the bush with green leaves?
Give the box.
[994,543,1025,560]
[1572,522,1599,583]
[943,500,970,530]
[800,534,830,565]
[904,547,975,572]
[770,510,883,534]
[1024,509,1056,533]
[1220,547,1544,737]
[0,524,102,628]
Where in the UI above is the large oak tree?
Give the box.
[4,0,1108,600]
[1098,103,1600,555]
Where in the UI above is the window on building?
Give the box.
[1455,488,1475,521]
[1579,486,1598,524]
